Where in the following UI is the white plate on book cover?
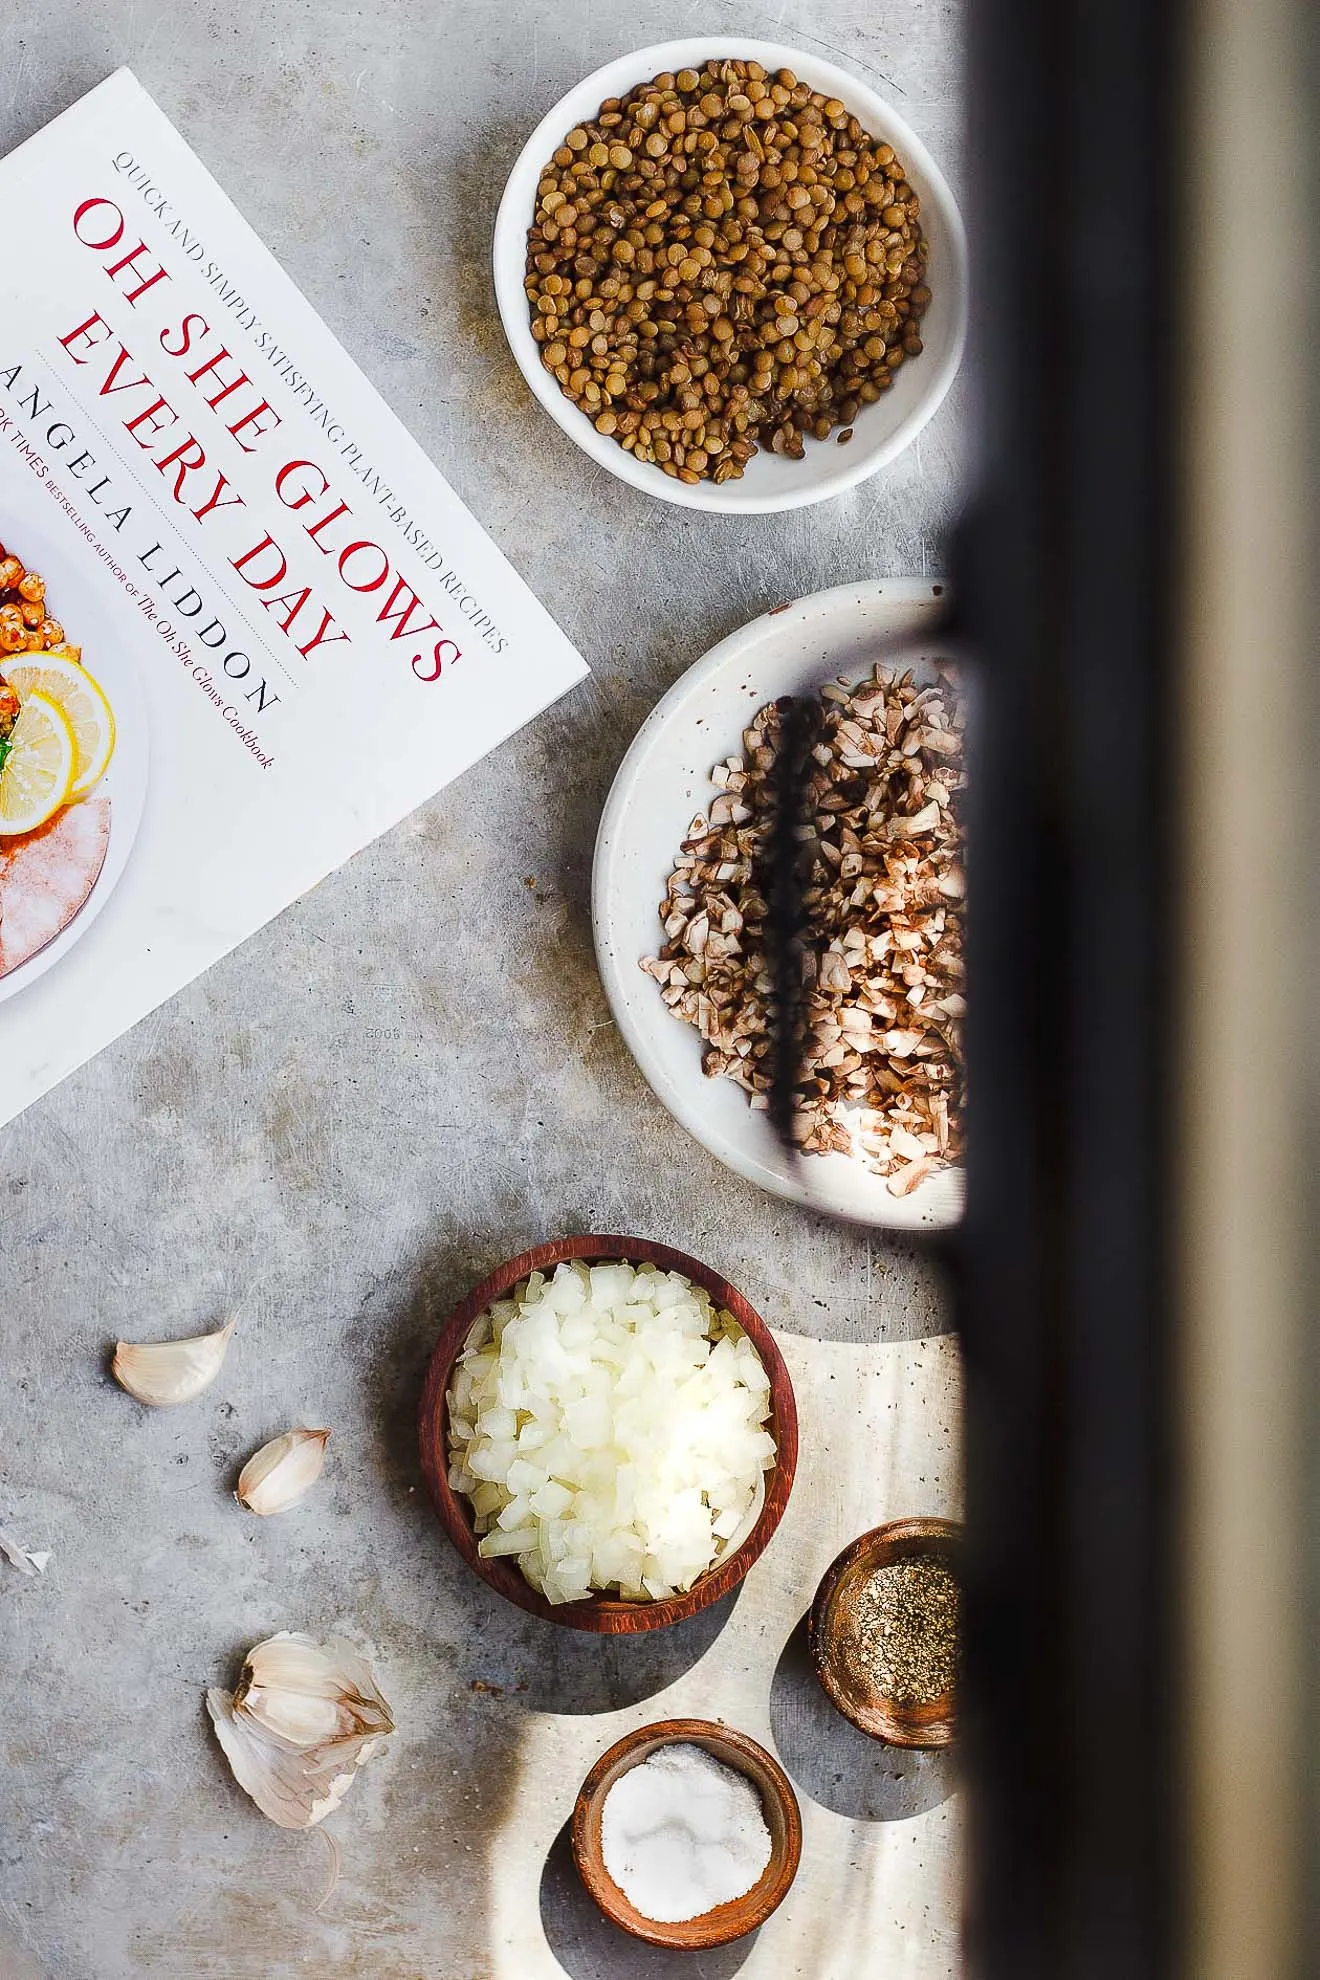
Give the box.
[593,578,964,1229]
[0,507,148,1004]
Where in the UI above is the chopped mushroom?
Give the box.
[642,660,965,1191]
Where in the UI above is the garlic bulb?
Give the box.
[112,1319,235,1407]
[237,1428,330,1516]
[207,1632,394,1830]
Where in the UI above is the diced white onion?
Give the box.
[447,1261,776,1604]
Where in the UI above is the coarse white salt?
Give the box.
[600,1742,773,1924]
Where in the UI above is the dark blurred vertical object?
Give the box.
[763,693,822,1153]
[956,1,1178,1977]
[1177,2,1320,1977]
[959,0,1320,1967]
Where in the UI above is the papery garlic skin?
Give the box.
[0,1528,43,1576]
[112,1319,235,1407]
[207,1632,395,1830]
[207,1690,370,1830]
[237,1428,330,1516]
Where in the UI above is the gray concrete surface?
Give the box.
[0,3,967,1975]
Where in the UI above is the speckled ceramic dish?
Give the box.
[592,577,965,1229]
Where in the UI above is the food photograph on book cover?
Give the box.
[0,505,147,998]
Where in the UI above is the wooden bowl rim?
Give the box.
[808,1515,963,1747]
[417,1235,800,1634]
[570,1717,803,1948]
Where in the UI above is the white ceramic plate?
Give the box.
[494,38,968,515]
[593,579,965,1229]
[0,506,148,1003]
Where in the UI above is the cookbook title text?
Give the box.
[51,194,480,684]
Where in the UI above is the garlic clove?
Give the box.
[241,1681,346,1749]
[236,1633,393,1750]
[237,1428,330,1517]
[208,1632,395,1830]
[112,1319,235,1407]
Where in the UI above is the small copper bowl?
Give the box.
[418,1236,799,1634]
[808,1516,962,1747]
[571,1718,802,1949]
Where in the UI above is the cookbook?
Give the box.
[0,69,588,1129]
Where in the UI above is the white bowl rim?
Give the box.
[592,576,966,1229]
[493,36,968,515]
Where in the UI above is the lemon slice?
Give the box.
[3,655,115,797]
[0,691,76,835]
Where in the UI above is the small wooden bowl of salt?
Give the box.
[571,1719,802,1949]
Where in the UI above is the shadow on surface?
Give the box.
[539,1820,757,1980]
[769,1616,959,1821]
[509,1584,743,1715]
[691,1230,957,1347]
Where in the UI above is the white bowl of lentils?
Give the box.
[493,39,967,514]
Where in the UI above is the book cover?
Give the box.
[0,68,588,1127]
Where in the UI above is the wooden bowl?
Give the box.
[417,1236,799,1634]
[571,1719,802,1948]
[808,1516,963,1747]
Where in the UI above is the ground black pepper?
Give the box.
[844,1553,961,1705]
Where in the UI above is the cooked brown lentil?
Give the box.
[524,59,931,485]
